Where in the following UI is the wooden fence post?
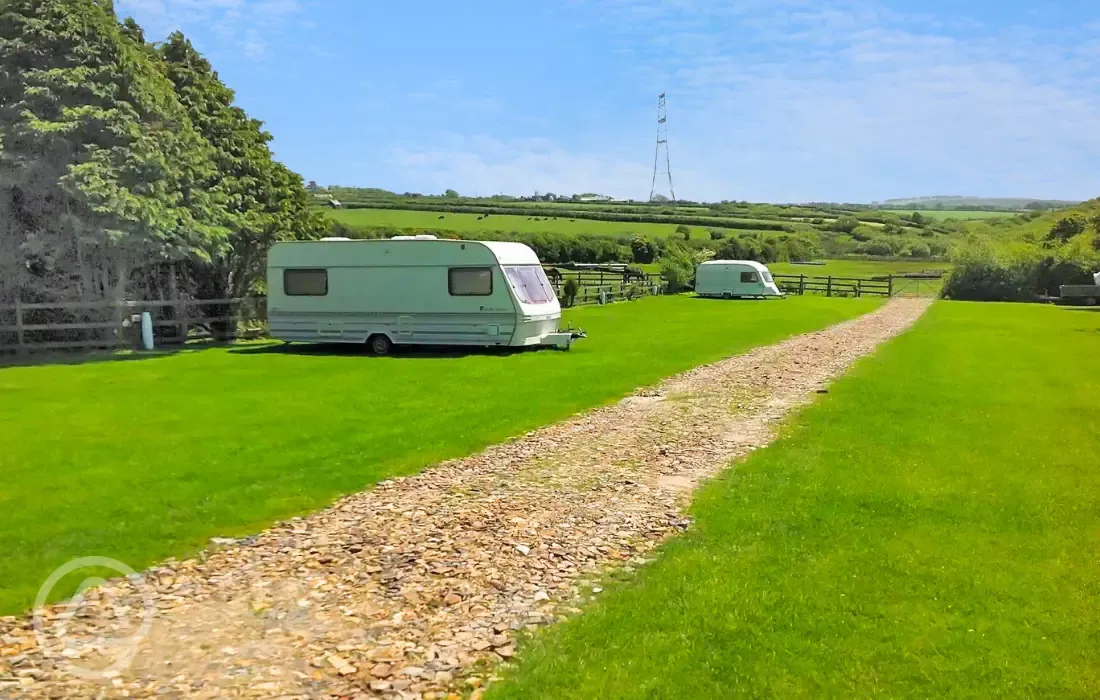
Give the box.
[799,274,805,295]
[176,299,188,346]
[168,266,187,345]
[888,276,894,297]
[14,300,25,356]
[827,276,833,297]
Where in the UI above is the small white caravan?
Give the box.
[695,260,783,299]
[267,236,579,353]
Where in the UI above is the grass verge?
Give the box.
[488,301,1100,699]
[0,295,878,614]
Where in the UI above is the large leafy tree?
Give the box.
[0,0,226,303]
[157,32,326,299]
[0,1,322,311]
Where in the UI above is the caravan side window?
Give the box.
[740,270,760,283]
[284,268,328,296]
[449,267,493,296]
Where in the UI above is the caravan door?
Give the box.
[397,315,414,340]
[738,267,765,296]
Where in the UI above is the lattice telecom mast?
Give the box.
[649,92,676,202]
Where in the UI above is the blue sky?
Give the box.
[118,0,1100,203]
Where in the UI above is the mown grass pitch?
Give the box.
[0,295,879,614]
[488,301,1100,699]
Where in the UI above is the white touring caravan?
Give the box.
[267,236,581,353]
[695,260,784,299]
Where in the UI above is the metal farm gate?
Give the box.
[888,274,944,298]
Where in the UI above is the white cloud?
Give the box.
[602,0,1100,200]
[392,0,1100,201]
[117,0,304,56]
[389,134,693,200]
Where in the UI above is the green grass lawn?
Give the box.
[328,207,773,240]
[488,302,1100,699]
[0,295,880,615]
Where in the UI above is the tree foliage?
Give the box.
[630,235,656,264]
[157,32,325,299]
[659,245,697,293]
[828,216,860,234]
[0,0,321,307]
[1047,216,1086,243]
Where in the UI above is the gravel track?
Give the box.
[0,297,931,699]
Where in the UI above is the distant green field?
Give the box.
[328,208,776,240]
[881,210,1014,220]
[565,260,948,280]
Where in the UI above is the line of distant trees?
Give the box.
[337,202,792,232]
[328,221,824,266]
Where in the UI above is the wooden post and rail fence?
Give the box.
[0,270,941,357]
[0,298,264,356]
[771,272,945,299]
[546,269,665,307]
[771,274,893,298]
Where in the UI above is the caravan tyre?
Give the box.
[368,334,393,355]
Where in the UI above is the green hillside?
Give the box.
[316,189,965,263]
[312,188,1099,275]
[877,196,1080,211]
[966,198,1100,247]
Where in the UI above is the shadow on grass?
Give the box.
[0,340,241,371]
[689,295,785,301]
[228,342,540,360]
[1,338,558,369]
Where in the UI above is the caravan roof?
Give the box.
[699,260,771,272]
[479,241,541,265]
[269,238,542,268]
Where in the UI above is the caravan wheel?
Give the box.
[368,334,393,355]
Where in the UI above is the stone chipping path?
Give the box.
[0,298,931,700]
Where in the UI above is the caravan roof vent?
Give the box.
[414,234,438,240]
